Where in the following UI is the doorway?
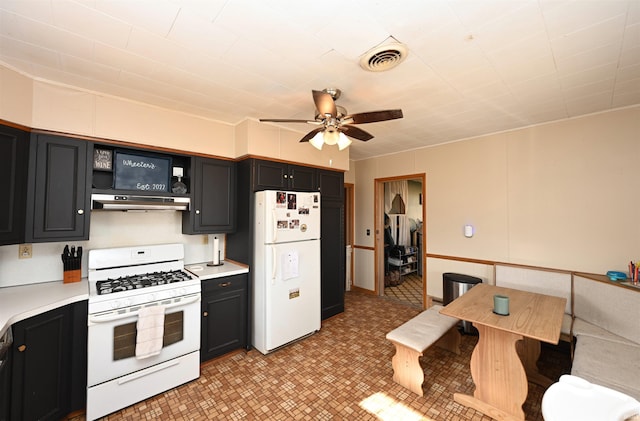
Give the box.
[374,174,426,308]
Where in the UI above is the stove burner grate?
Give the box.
[96,270,193,295]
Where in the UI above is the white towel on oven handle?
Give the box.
[135,305,165,359]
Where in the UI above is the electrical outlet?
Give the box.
[19,244,32,259]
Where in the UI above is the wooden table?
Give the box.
[440,283,566,421]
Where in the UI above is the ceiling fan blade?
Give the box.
[341,125,374,141]
[299,127,324,142]
[344,109,403,124]
[312,90,337,118]
[259,118,316,123]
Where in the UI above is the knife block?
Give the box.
[63,269,81,283]
[63,261,82,283]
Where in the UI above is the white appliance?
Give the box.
[86,243,201,420]
[253,190,321,354]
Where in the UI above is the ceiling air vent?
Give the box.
[359,40,408,72]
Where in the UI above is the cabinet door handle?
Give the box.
[77,209,84,215]
[283,174,288,179]
[195,209,200,214]
[203,311,208,317]
[218,282,231,288]
[17,344,26,352]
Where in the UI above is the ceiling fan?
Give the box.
[259,88,403,150]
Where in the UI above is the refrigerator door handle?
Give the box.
[271,245,277,284]
[272,209,278,243]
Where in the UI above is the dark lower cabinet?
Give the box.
[320,198,345,319]
[26,134,92,242]
[0,125,29,246]
[200,274,248,362]
[9,301,87,421]
[0,339,11,421]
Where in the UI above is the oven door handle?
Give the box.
[88,294,200,324]
[117,358,181,385]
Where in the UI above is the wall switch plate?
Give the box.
[19,244,32,259]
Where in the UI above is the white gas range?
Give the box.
[86,243,201,420]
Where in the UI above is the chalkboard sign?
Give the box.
[114,151,171,192]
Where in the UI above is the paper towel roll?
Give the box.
[212,236,220,265]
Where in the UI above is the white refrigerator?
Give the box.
[253,190,321,354]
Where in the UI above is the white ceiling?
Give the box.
[1,0,638,160]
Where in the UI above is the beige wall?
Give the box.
[352,106,640,299]
[0,66,33,126]
[0,65,348,288]
[0,65,349,168]
[235,119,349,170]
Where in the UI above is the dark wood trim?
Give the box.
[0,118,31,132]
[426,253,497,266]
[352,244,374,251]
[30,128,236,162]
[428,254,639,293]
[374,173,425,183]
[2,121,349,169]
[235,154,346,172]
[574,272,640,292]
[351,286,376,295]
[493,261,573,274]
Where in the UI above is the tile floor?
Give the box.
[384,273,423,308]
[86,291,571,420]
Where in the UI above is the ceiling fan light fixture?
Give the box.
[310,132,324,150]
[323,130,340,145]
[337,132,352,150]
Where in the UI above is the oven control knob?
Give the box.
[111,301,121,309]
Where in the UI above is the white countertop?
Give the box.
[185,260,249,280]
[0,279,89,337]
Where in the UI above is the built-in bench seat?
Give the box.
[493,265,640,401]
[385,305,461,396]
[571,275,640,400]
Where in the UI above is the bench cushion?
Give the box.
[573,275,640,344]
[571,334,640,400]
[385,305,459,353]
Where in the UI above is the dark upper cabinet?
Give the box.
[318,169,344,201]
[25,134,92,242]
[253,159,317,191]
[200,274,248,361]
[10,301,87,421]
[182,157,236,234]
[0,125,29,246]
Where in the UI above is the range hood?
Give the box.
[91,193,190,211]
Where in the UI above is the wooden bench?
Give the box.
[385,305,461,396]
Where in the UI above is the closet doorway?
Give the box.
[374,174,426,308]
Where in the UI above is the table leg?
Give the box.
[454,324,528,420]
[516,337,554,388]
